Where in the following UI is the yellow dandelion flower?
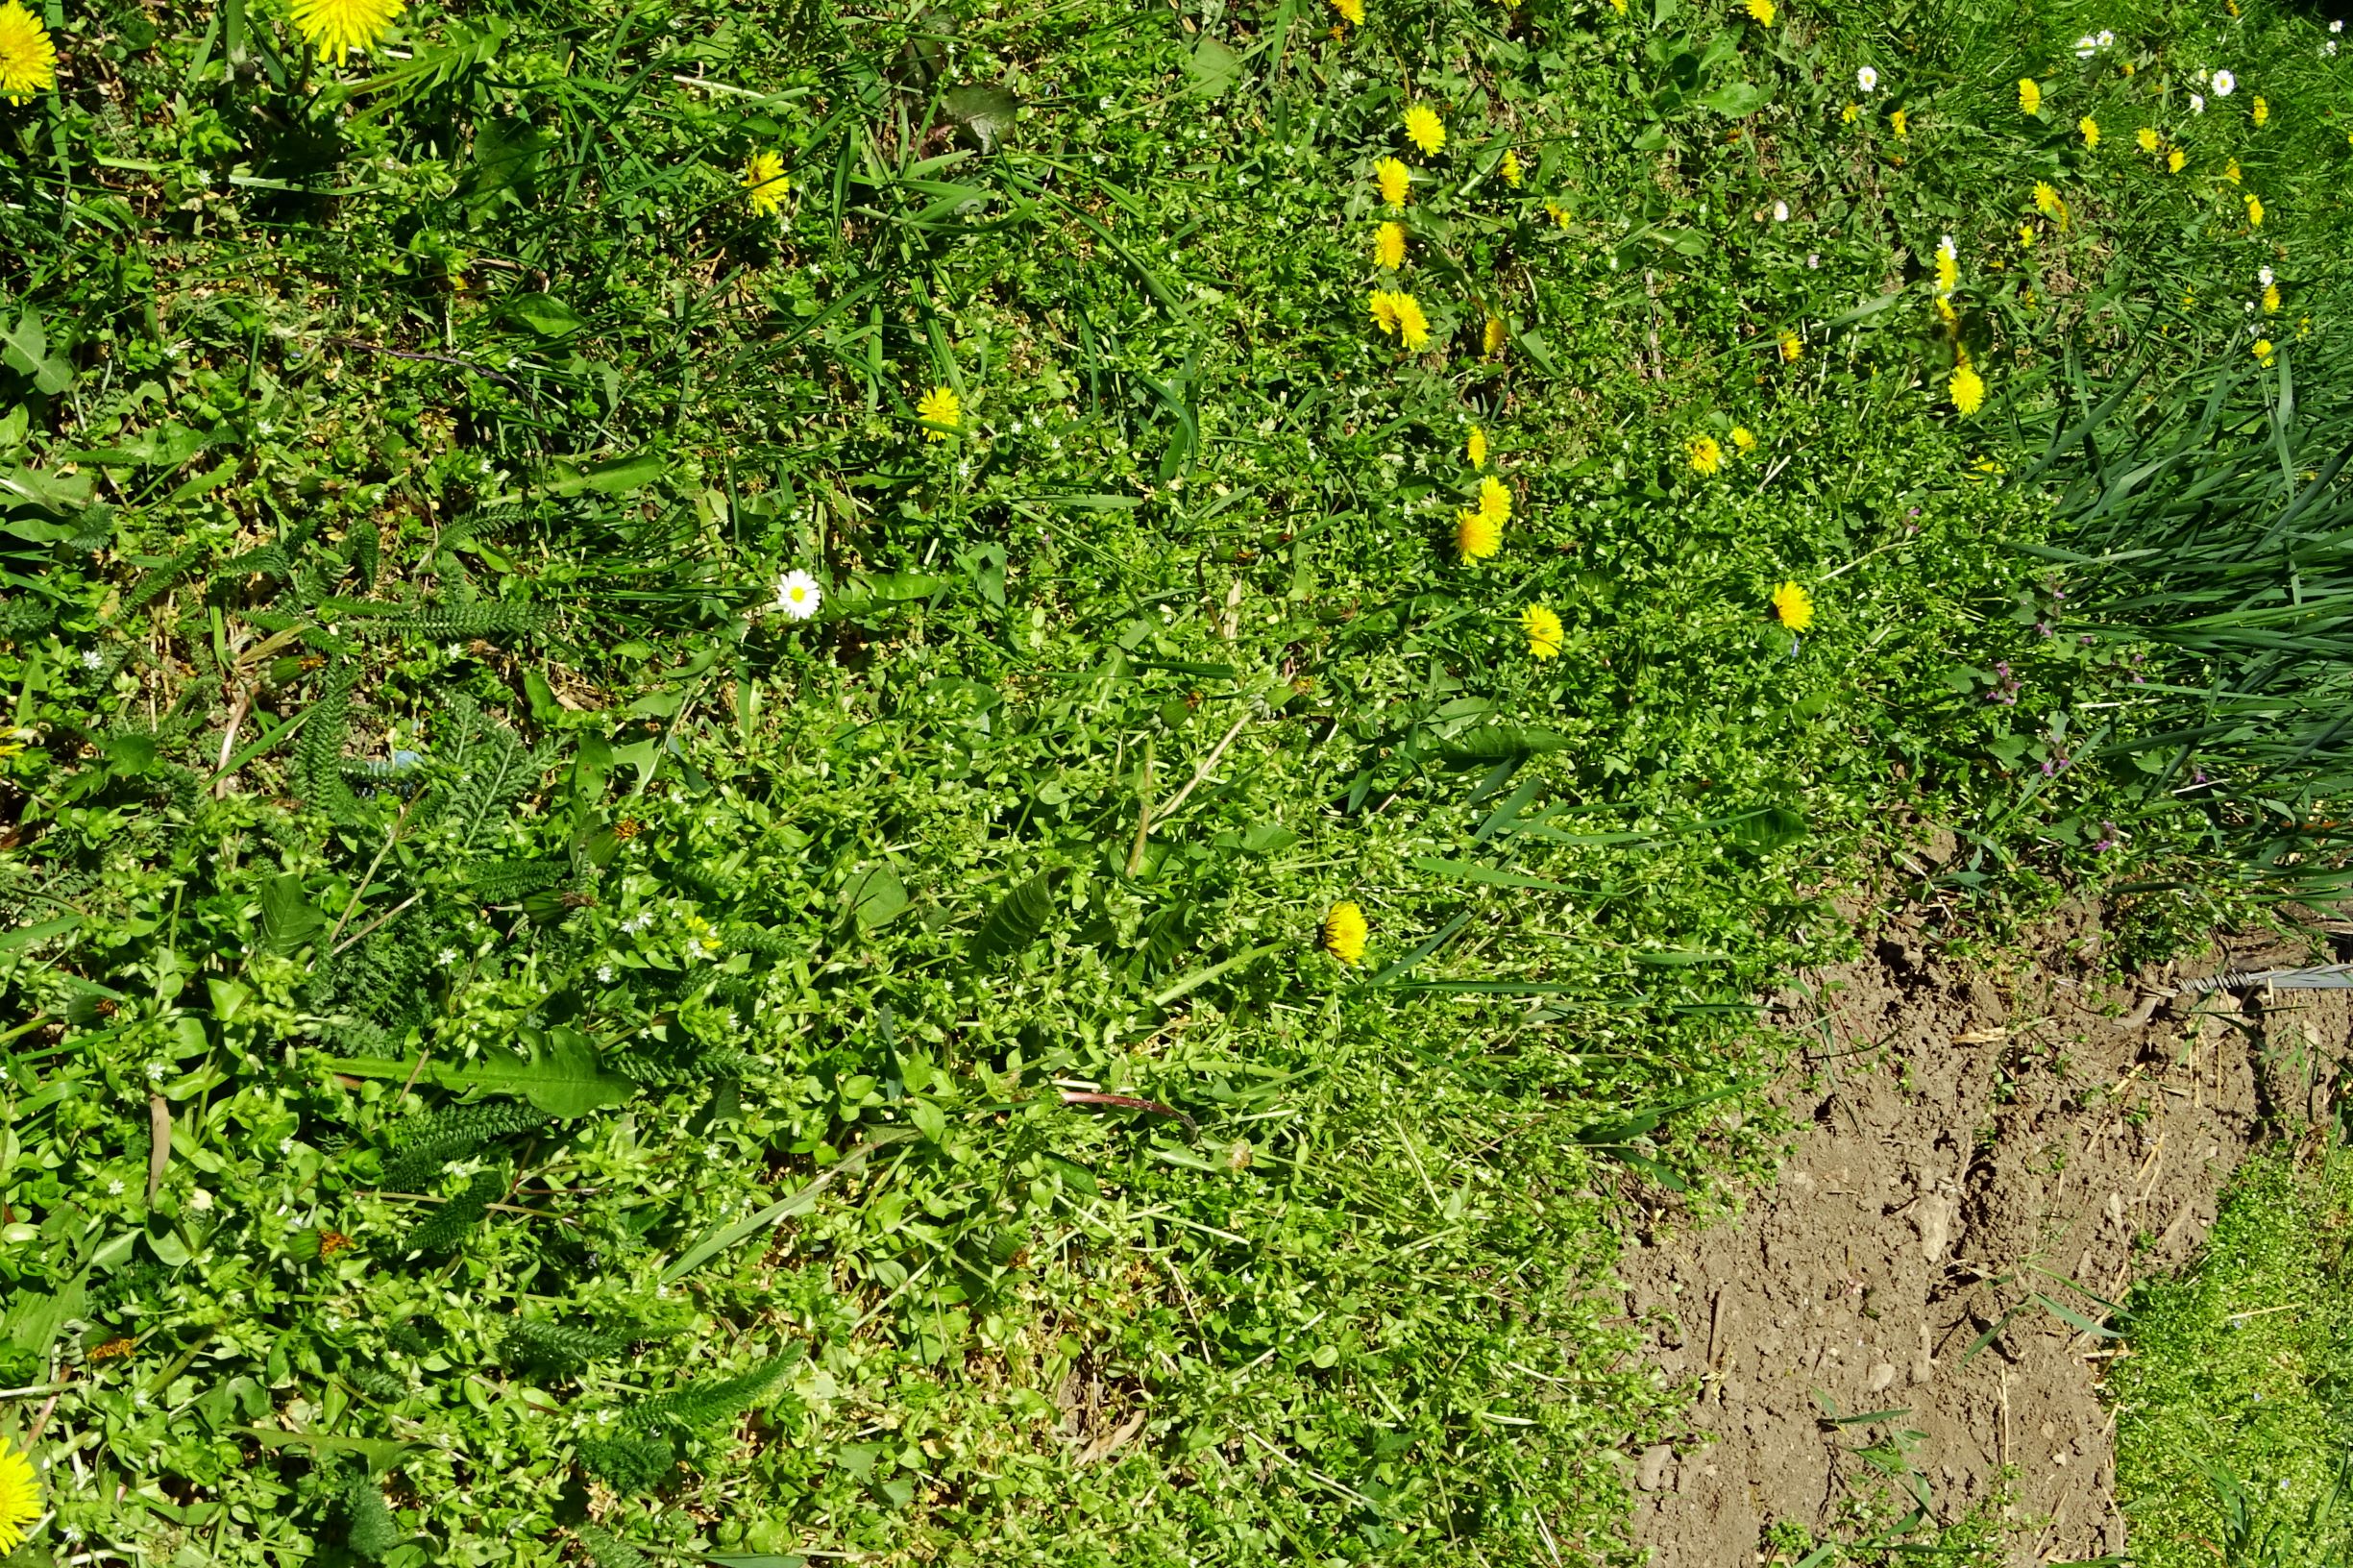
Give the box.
[1466,426,1487,468]
[2136,126,2160,154]
[1483,313,1507,355]
[288,0,405,61]
[2251,336,2274,365]
[744,151,789,217]
[1778,330,1802,362]
[1934,233,1957,297]
[1934,296,1958,326]
[1842,102,1859,125]
[917,385,961,439]
[1608,0,1627,13]
[1522,603,1566,659]
[0,1444,37,1557]
[1744,0,1775,24]
[2168,146,2185,174]
[0,1,57,103]
[1950,357,1986,417]
[1375,220,1406,270]
[2251,95,2267,127]
[2019,221,2035,249]
[1477,474,1510,527]
[1544,200,1571,229]
[1769,580,1814,632]
[1500,148,1523,186]
[1368,289,1403,335]
[2018,78,2042,116]
[1331,0,1364,23]
[1730,425,1758,453]
[2223,159,2241,184]
[1404,104,1446,156]
[2262,282,2280,313]
[1890,107,1909,137]
[2079,115,2100,148]
[2031,181,2068,227]
[1688,434,1724,475]
[1374,156,1409,208]
[2245,193,2265,228]
[1390,292,1430,350]
[1456,508,1501,560]
[1321,901,1369,964]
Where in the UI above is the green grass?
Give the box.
[0,0,2346,1562]
[2111,1147,2353,1568]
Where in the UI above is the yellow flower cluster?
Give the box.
[0,0,57,102]
[1456,474,1509,560]
[1404,104,1446,156]
[1770,581,1815,632]
[1368,289,1431,350]
[288,0,407,61]
[917,385,961,439]
[1321,901,1369,964]
[744,151,790,217]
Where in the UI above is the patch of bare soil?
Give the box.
[1618,903,2353,1567]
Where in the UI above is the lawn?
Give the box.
[0,0,2346,1562]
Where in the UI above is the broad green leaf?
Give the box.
[446,1029,636,1116]
[1697,82,1768,116]
[848,866,910,928]
[941,84,1019,150]
[1185,37,1241,96]
[257,872,326,956]
[1436,727,1571,767]
[503,291,585,337]
[968,871,1058,961]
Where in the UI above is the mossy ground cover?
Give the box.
[0,0,2345,1562]
[2112,1149,2353,1568]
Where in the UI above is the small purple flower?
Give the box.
[2093,821,2120,852]
[2036,621,2052,637]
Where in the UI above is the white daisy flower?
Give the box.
[1856,66,1878,92]
[2096,29,2114,47]
[2258,266,2273,286]
[2073,34,2097,58]
[2190,93,2205,113]
[1773,200,1789,221]
[775,569,822,622]
[2211,69,2236,96]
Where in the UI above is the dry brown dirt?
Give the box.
[1616,902,2353,1567]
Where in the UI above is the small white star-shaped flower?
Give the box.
[774,570,822,622]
